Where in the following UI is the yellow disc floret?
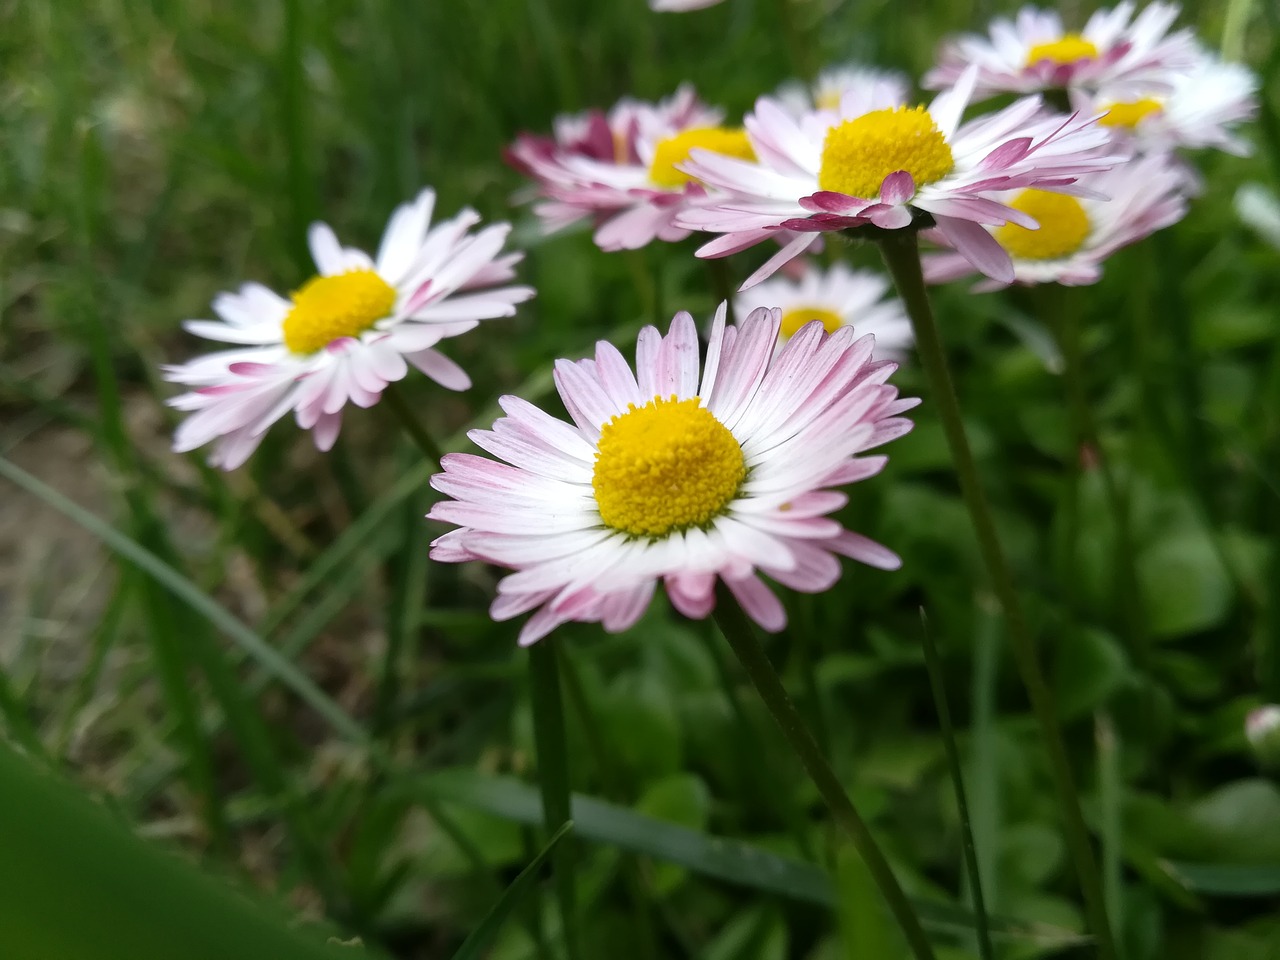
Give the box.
[648,127,756,188]
[780,306,844,339]
[818,106,954,200]
[1026,34,1099,66]
[282,269,397,355]
[995,189,1091,261]
[1098,97,1164,129]
[592,395,744,537]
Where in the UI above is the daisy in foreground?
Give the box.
[924,1,1197,98]
[923,152,1189,288]
[507,85,755,251]
[678,65,1122,287]
[428,305,917,645]
[165,189,533,469]
[734,262,913,360]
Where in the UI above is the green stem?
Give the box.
[878,231,1117,960]
[918,611,994,960]
[382,384,445,464]
[711,587,936,960]
[528,639,580,960]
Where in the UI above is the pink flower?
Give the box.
[678,66,1122,288]
[923,152,1190,287]
[507,86,755,251]
[650,0,725,9]
[165,189,533,469]
[428,305,916,645]
[924,2,1199,98]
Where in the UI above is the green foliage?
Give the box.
[3,0,1280,957]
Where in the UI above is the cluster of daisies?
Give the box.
[165,3,1255,642]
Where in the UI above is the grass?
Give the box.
[2,0,1280,958]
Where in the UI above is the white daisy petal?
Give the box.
[428,306,916,641]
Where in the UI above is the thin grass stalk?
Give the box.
[878,230,1117,960]
[527,639,581,960]
[711,585,937,960]
[383,384,446,465]
[918,610,994,960]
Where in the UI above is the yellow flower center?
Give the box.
[282,270,397,355]
[995,189,1091,261]
[817,106,954,200]
[1098,97,1164,128]
[592,395,744,538]
[1026,34,1099,66]
[648,127,757,188]
[780,306,844,339]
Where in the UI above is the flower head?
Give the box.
[775,65,911,117]
[507,85,755,251]
[734,263,912,359]
[428,305,916,645]
[1074,53,1258,157]
[165,189,534,469]
[923,152,1189,288]
[650,0,725,8]
[924,2,1199,98]
[678,66,1122,287]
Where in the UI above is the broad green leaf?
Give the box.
[635,773,711,895]
[1137,529,1233,639]
[1161,861,1280,897]
[0,742,372,960]
[1053,628,1130,720]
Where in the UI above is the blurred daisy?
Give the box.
[735,262,912,359]
[925,2,1198,98]
[775,65,910,117]
[1075,54,1258,157]
[507,85,755,251]
[678,66,1121,288]
[428,305,916,645]
[923,152,1189,288]
[651,0,725,8]
[166,189,534,470]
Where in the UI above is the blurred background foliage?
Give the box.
[1,0,1279,957]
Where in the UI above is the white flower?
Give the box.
[677,66,1121,288]
[925,2,1199,98]
[428,305,916,645]
[923,152,1190,287]
[165,189,534,469]
[734,262,912,359]
[1074,52,1258,157]
[774,65,911,117]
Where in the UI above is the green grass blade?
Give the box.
[397,769,1087,948]
[0,455,368,745]
[0,740,376,960]
[1161,861,1280,896]
[451,821,574,960]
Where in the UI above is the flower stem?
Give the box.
[878,230,1117,960]
[527,639,581,960]
[711,587,937,960]
[918,610,994,960]
[382,384,445,464]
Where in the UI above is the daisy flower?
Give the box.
[677,66,1122,288]
[165,189,534,470]
[1074,53,1258,157]
[922,152,1189,288]
[924,1,1199,98]
[651,0,725,8]
[734,262,912,359]
[774,65,910,117]
[507,85,756,251]
[427,305,916,645]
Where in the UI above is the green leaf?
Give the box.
[1137,529,1233,639]
[451,822,573,960]
[397,769,1086,947]
[635,773,711,895]
[700,905,788,960]
[1161,861,1280,897]
[0,742,373,960]
[1053,629,1130,720]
